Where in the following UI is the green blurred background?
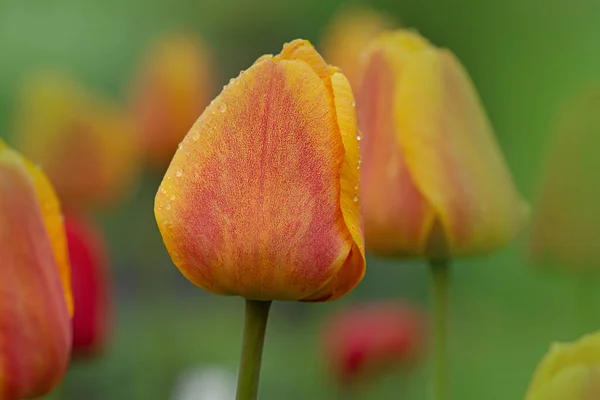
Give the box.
[1,0,600,399]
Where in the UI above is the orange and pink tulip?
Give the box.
[155,39,365,302]
[358,30,527,258]
[0,140,72,399]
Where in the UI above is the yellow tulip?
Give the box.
[530,87,600,270]
[321,6,395,90]
[525,331,600,400]
[13,72,140,208]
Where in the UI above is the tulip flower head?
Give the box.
[132,33,215,168]
[530,87,600,270]
[155,39,365,302]
[358,30,527,258]
[322,301,425,385]
[65,212,110,358]
[0,140,72,399]
[525,331,600,400]
[321,6,395,90]
[14,72,140,209]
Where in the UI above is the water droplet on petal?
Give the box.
[169,194,176,201]
[192,131,201,141]
[229,78,235,84]
[354,183,359,190]
[356,131,363,141]
[353,194,359,202]
[165,202,172,210]
[357,156,362,169]
[352,100,356,107]
[178,142,183,150]
[176,169,183,178]
[219,103,227,113]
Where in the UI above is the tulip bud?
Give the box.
[13,72,140,209]
[525,331,600,400]
[530,87,600,270]
[155,39,365,302]
[65,212,110,358]
[321,6,395,90]
[322,301,425,385]
[358,30,527,258]
[0,140,72,398]
[131,33,215,168]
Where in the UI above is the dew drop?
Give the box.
[169,194,176,201]
[357,156,363,169]
[356,130,362,141]
[191,131,201,141]
[229,78,235,84]
[175,169,183,178]
[160,187,167,194]
[353,194,359,202]
[354,183,359,190]
[165,202,172,210]
[352,100,356,107]
[178,142,183,150]
[219,103,227,113]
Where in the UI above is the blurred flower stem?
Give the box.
[429,259,449,400]
[575,274,594,334]
[236,300,272,400]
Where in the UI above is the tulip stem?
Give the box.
[236,299,272,400]
[429,259,449,400]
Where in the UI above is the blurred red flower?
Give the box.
[65,212,111,358]
[322,301,426,385]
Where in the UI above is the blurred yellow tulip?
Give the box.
[525,331,600,400]
[131,33,215,168]
[358,30,527,258]
[13,72,140,209]
[530,87,600,270]
[321,6,394,90]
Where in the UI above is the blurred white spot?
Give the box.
[170,366,236,400]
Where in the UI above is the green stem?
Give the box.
[236,299,272,400]
[575,274,593,335]
[429,259,450,400]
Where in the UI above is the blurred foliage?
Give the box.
[2,0,600,399]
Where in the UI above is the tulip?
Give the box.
[131,33,215,168]
[524,331,600,400]
[529,87,600,333]
[0,140,72,398]
[13,71,140,209]
[530,87,600,271]
[65,212,110,358]
[357,30,526,400]
[155,39,365,399]
[321,6,395,91]
[322,301,425,386]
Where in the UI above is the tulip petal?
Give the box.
[156,53,356,300]
[526,332,600,397]
[0,162,71,398]
[0,140,72,315]
[359,45,435,255]
[303,72,365,301]
[387,32,525,256]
